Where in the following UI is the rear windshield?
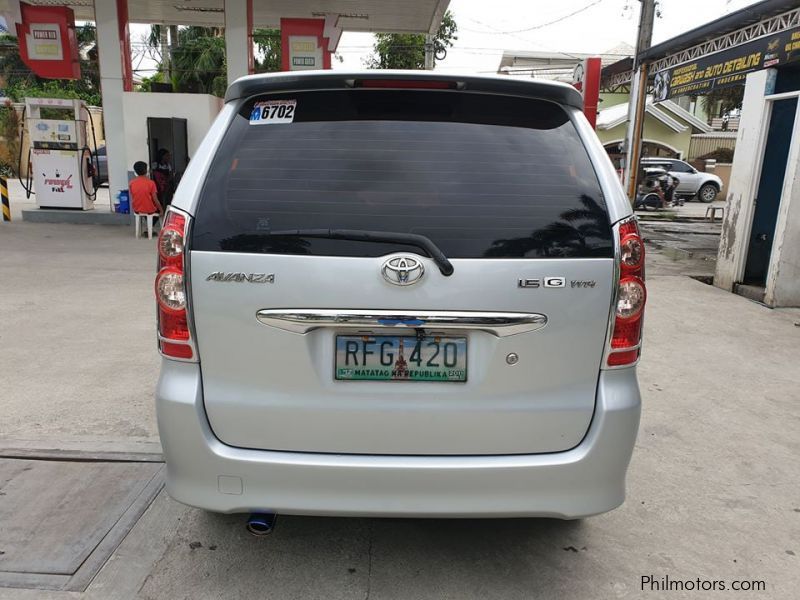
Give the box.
[192,89,613,259]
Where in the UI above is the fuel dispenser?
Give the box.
[22,97,98,210]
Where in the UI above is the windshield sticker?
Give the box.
[250,100,296,125]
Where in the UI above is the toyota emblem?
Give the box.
[381,255,424,286]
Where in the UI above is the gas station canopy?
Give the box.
[3,0,449,34]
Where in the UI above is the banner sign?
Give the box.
[16,3,80,80]
[653,25,800,100]
[280,18,331,72]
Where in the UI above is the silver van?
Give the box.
[155,71,645,521]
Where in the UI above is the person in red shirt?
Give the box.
[129,161,163,220]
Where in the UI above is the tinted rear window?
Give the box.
[192,90,613,258]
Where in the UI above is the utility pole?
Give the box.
[159,26,169,82]
[424,34,434,70]
[623,0,656,201]
[635,0,656,60]
[168,25,179,83]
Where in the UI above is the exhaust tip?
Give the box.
[246,513,277,536]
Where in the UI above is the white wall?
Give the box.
[121,93,223,175]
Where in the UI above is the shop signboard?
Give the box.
[653,25,800,100]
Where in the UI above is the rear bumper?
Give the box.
[156,361,641,518]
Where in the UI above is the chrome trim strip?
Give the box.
[157,334,192,346]
[256,309,547,337]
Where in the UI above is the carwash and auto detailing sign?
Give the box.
[652,25,800,100]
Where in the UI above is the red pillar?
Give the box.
[116,0,133,92]
[571,57,602,130]
[582,57,602,130]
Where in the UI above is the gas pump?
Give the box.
[23,97,98,210]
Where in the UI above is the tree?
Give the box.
[365,11,458,70]
[139,26,227,95]
[700,86,745,120]
[169,27,227,96]
[138,25,281,95]
[136,24,169,81]
[253,29,281,73]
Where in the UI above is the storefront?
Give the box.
[715,62,800,307]
[600,0,800,307]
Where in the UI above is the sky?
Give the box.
[333,0,764,73]
[127,0,765,78]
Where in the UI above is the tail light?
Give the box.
[606,218,646,367]
[155,209,196,360]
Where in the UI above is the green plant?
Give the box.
[365,11,458,69]
[253,29,281,73]
[0,99,20,176]
[138,71,165,92]
[169,27,227,96]
[700,87,744,120]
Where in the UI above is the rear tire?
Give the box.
[639,193,660,210]
[697,183,718,203]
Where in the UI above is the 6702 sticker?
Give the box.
[250,100,296,125]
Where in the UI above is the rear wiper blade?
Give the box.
[268,228,454,276]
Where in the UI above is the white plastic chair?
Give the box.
[134,213,157,239]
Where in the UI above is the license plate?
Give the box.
[335,335,467,382]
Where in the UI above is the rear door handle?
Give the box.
[256,309,547,337]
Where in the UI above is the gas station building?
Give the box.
[0,0,450,211]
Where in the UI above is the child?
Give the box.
[129,161,163,225]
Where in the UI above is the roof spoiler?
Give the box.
[224,70,584,110]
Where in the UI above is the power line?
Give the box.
[462,19,583,60]
[464,0,606,35]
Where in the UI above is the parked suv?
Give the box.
[641,156,723,202]
[154,71,644,520]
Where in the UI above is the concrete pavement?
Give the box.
[0,219,798,599]
[0,222,159,451]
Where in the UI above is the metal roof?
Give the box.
[0,0,450,34]
[658,99,712,133]
[224,69,586,109]
[638,0,799,63]
[497,44,634,83]
[596,100,687,133]
[596,97,711,133]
